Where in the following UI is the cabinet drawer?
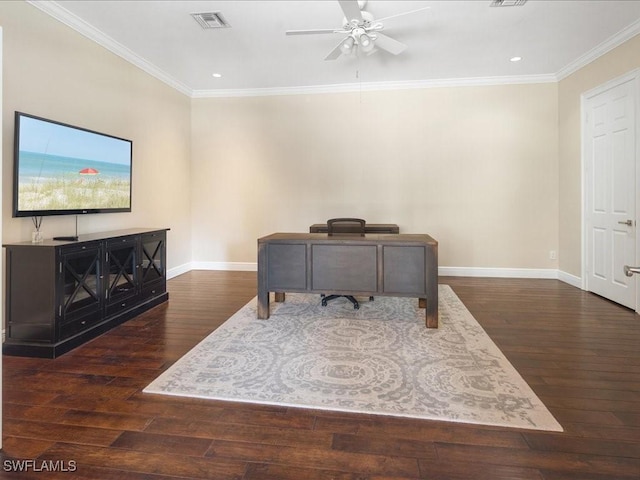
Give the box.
[59,315,102,341]
[107,235,137,247]
[106,297,138,317]
[59,240,102,255]
[141,282,166,300]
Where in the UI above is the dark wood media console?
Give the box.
[3,228,169,358]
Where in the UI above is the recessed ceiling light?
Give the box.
[510,56,522,62]
[212,73,222,78]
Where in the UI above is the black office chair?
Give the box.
[321,218,370,310]
[327,218,366,236]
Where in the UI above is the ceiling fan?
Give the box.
[285,0,430,60]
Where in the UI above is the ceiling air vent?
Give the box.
[191,12,230,29]
[490,0,527,6]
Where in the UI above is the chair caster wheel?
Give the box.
[321,300,327,306]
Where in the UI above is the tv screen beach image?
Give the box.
[16,115,132,213]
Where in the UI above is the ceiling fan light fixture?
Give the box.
[340,35,356,55]
[359,33,374,52]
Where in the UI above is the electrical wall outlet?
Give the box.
[549,250,557,260]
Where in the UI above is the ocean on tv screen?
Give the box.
[17,151,131,211]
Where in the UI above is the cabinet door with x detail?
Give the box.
[140,231,167,300]
[57,242,103,341]
[105,235,140,316]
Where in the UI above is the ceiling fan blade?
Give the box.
[324,40,345,60]
[374,33,407,55]
[375,6,431,23]
[338,0,363,23]
[286,29,343,35]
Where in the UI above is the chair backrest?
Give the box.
[327,218,366,236]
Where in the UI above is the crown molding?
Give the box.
[556,18,640,81]
[27,0,193,97]
[191,74,558,98]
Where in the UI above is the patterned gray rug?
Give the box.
[144,285,562,431]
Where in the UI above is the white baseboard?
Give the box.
[438,266,559,279]
[190,261,258,272]
[167,263,193,279]
[180,262,582,285]
[557,270,582,288]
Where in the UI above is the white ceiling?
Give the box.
[31,0,640,97]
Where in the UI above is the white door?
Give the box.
[584,73,638,310]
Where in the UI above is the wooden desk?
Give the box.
[309,223,399,234]
[257,233,438,328]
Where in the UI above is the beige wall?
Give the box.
[558,34,640,277]
[191,83,559,269]
[0,2,192,271]
[9,0,638,277]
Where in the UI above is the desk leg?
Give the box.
[258,290,270,319]
[425,243,439,328]
[425,298,438,328]
[257,242,270,319]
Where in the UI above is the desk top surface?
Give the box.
[259,232,437,246]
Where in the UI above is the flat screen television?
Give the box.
[13,111,133,217]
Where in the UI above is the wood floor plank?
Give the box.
[40,443,247,479]
[110,430,214,456]
[433,442,640,477]
[2,272,639,479]
[522,431,640,458]
[206,440,421,477]
[3,418,123,446]
[331,432,438,460]
[352,419,531,449]
[243,463,372,480]
[145,416,334,448]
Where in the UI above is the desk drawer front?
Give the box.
[383,246,426,295]
[312,245,377,292]
[267,244,307,290]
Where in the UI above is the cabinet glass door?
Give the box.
[141,234,165,286]
[60,246,102,319]
[107,241,138,301]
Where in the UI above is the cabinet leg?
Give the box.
[274,292,285,302]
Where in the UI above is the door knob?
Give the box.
[618,220,634,226]
[624,265,640,277]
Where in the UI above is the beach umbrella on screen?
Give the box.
[79,168,99,175]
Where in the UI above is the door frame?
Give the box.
[581,68,640,311]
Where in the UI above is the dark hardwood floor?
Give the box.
[2,271,639,479]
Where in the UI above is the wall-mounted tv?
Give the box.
[13,112,133,217]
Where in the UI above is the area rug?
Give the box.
[144,285,562,432]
